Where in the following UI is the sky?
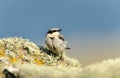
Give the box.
[0,0,120,65]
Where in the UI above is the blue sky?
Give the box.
[0,0,120,65]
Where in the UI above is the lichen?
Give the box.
[0,37,80,77]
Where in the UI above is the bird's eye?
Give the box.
[52,30,56,32]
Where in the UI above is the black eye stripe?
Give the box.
[47,30,58,34]
[52,30,57,32]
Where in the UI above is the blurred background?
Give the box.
[0,0,120,66]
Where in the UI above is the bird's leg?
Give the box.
[57,52,64,61]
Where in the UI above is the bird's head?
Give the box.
[47,28,62,34]
[46,28,62,37]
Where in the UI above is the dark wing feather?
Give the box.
[58,34,71,49]
[58,34,65,41]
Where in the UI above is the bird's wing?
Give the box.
[45,37,54,50]
[58,34,70,49]
[58,34,65,41]
[52,37,61,49]
[52,37,67,52]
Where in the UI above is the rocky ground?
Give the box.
[0,37,80,78]
[1,37,120,78]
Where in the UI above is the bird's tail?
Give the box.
[66,47,71,49]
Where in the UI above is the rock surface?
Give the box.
[0,37,80,78]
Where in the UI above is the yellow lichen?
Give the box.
[0,48,5,57]
[17,54,23,59]
[33,58,44,65]
[0,72,4,78]
[9,57,18,63]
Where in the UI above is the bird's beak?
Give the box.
[58,29,62,31]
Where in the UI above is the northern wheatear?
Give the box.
[45,28,70,59]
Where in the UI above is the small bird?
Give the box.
[45,28,70,59]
